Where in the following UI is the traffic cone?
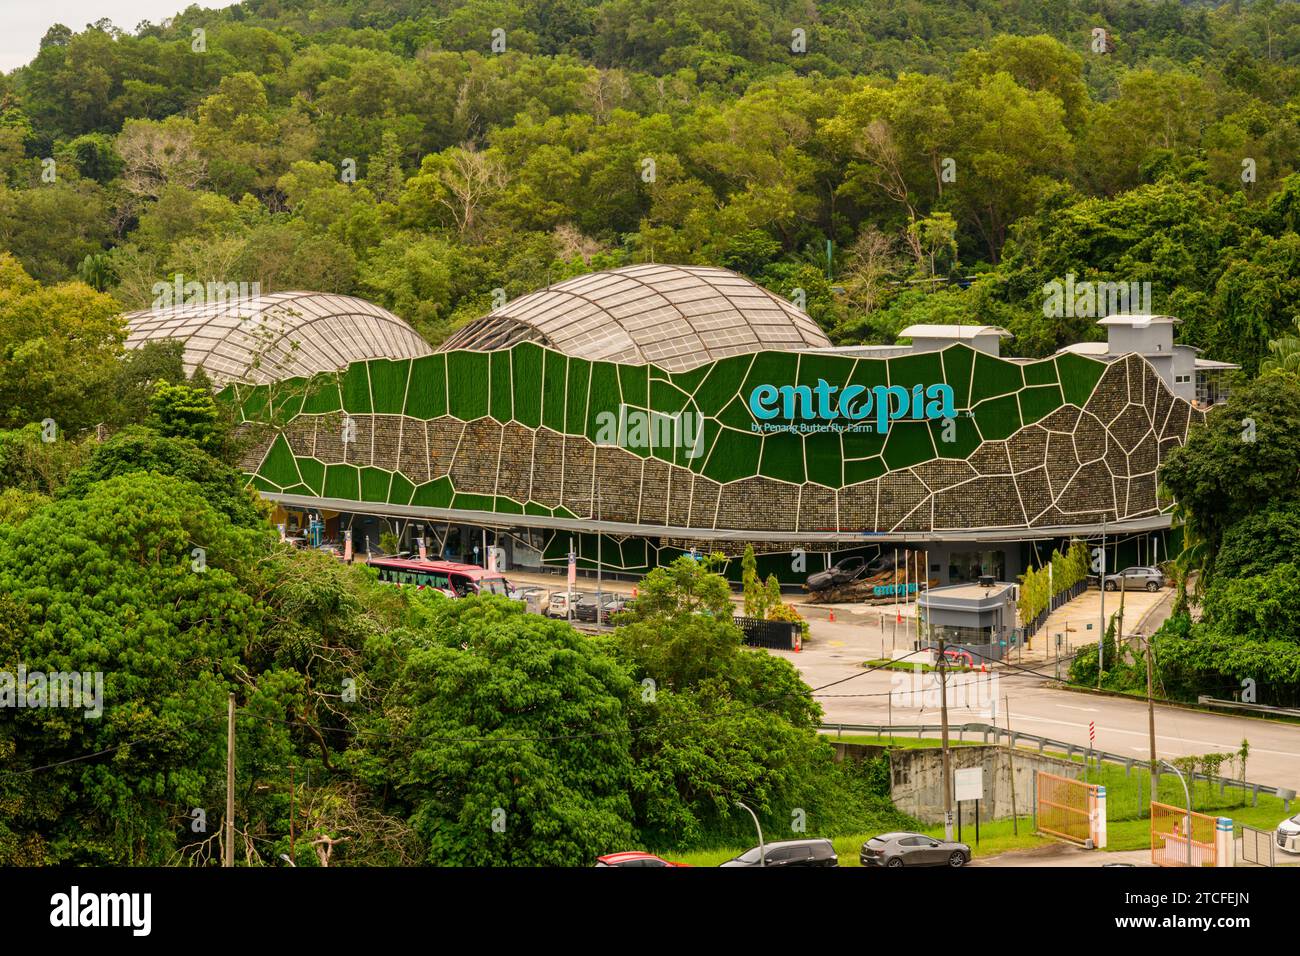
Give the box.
[829,609,836,622]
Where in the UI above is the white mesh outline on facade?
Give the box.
[123,291,433,385]
[437,264,832,371]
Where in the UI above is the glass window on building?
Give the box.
[947,550,1006,584]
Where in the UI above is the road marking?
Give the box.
[1057,705,1100,713]
[1010,713,1300,758]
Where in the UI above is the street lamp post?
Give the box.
[1160,759,1193,868]
[735,800,765,867]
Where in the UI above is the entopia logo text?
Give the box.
[748,381,955,434]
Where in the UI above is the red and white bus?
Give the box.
[366,557,509,598]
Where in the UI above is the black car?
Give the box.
[575,592,625,623]
[719,839,838,867]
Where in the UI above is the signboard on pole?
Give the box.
[954,767,984,802]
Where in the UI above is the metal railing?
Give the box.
[818,721,1295,812]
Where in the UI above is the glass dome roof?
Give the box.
[438,264,832,371]
[123,291,432,385]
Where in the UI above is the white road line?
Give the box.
[1008,713,1300,758]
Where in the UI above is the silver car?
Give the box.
[860,832,970,868]
[1103,566,1166,592]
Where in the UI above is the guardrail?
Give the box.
[1196,696,1300,718]
[818,721,1295,812]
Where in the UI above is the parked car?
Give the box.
[1102,566,1167,592]
[805,555,871,592]
[1275,813,1300,855]
[544,591,589,618]
[859,832,970,868]
[719,839,838,867]
[594,851,687,867]
[575,592,626,623]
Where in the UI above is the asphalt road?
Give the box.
[773,617,1300,793]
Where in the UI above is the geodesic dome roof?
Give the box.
[437,264,832,371]
[123,291,432,386]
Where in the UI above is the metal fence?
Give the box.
[1240,825,1275,867]
[734,616,800,650]
[1151,802,1217,867]
[1037,771,1097,845]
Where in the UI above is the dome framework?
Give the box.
[124,291,433,386]
[438,264,832,372]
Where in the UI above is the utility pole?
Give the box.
[1147,631,1158,807]
[1004,695,1018,835]
[289,764,296,865]
[1098,519,1106,688]
[938,634,953,840]
[225,692,235,868]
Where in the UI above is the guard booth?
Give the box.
[918,581,1017,663]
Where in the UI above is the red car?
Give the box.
[594,852,687,867]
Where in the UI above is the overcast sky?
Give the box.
[1,1,236,72]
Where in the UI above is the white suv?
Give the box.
[1276,813,1300,854]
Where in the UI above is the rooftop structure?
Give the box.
[124,291,433,386]
[436,264,831,372]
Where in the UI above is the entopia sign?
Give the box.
[748,381,956,434]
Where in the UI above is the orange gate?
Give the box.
[1150,802,1217,867]
[1036,771,1099,845]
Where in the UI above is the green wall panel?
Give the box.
[565,357,590,434]
[703,428,761,483]
[541,349,568,432]
[360,466,393,502]
[411,476,453,508]
[447,351,490,420]
[389,471,415,506]
[323,464,360,500]
[1019,384,1065,426]
[882,420,936,471]
[341,363,372,413]
[296,457,325,496]
[300,375,342,415]
[805,430,844,487]
[968,351,1024,404]
[940,345,975,409]
[586,361,621,440]
[509,345,542,427]
[259,435,301,489]
[759,430,805,484]
[490,351,513,422]
[368,359,410,415]
[931,414,982,459]
[888,350,944,393]
[973,393,1022,441]
[1056,352,1107,406]
[406,354,447,419]
[692,354,753,416]
[618,362,649,411]
[844,456,887,485]
[1022,357,1059,387]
